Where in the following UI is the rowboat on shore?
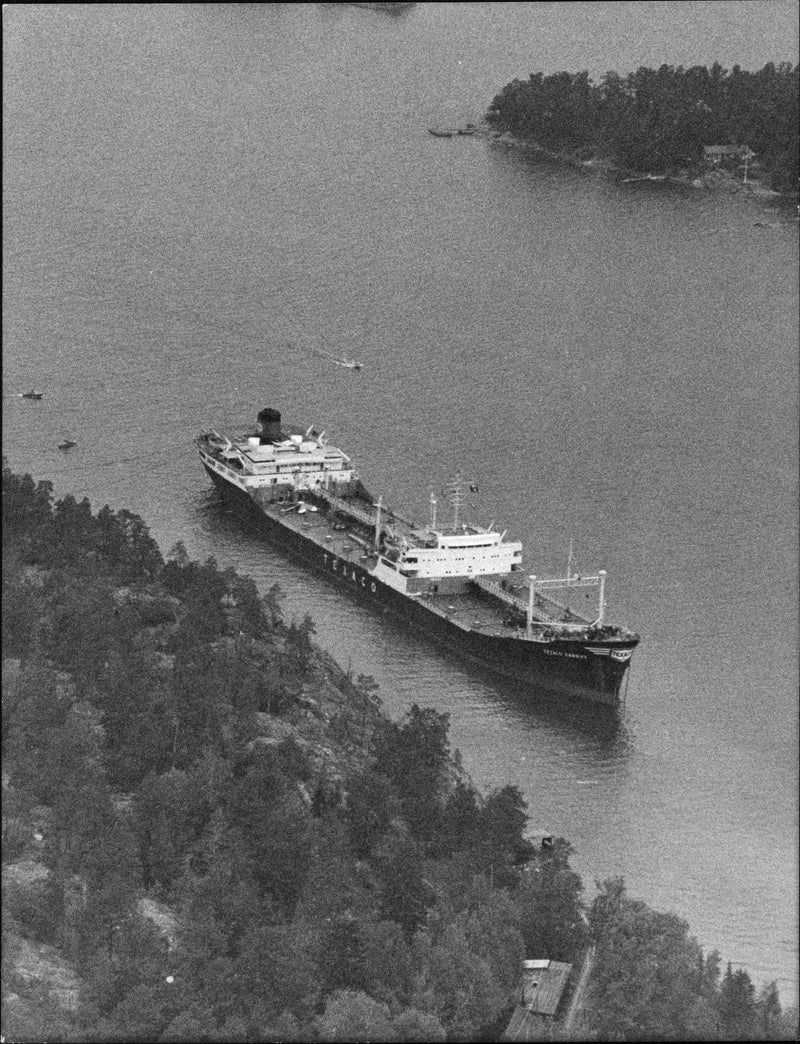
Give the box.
[621,174,667,183]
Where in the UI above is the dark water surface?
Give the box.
[4,2,798,1004]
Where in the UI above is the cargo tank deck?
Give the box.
[256,492,611,643]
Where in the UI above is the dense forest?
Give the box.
[2,461,796,1042]
[486,62,799,190]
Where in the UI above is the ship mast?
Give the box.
[527,575,536,636]
[429,491,438,532]
[445,474,464,532]
[597,569,606,625]
[374,495,383,551]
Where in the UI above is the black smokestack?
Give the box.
[257,408,282,443]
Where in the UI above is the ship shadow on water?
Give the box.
[193,492,633,746]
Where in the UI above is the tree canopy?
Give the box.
[487,62,799,189]
[2,462,794,1042]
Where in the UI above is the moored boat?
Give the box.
[346,3,415,12]
[196,408,640,707]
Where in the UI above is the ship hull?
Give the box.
[203,463,632,708]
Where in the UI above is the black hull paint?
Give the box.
[203,465,631,707]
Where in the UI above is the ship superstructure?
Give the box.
[196,408,639,706]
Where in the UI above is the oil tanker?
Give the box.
[196,408,639,707]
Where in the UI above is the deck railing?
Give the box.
[473,576,561,624]
[319,489,378,529]
[473,575,597,626]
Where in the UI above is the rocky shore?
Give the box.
[440,119,790,204]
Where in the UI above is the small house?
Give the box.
[528,830,555,851]
[703,144,752,165]
[502,959,573,1041]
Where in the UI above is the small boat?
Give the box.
[428,128,455,138]
[313,347,364,371]
[346,3,415,12]
[58,439,77,451]
[621,174,667,184]
[20,390,43,400]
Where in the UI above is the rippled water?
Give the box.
[4,1,798,1004]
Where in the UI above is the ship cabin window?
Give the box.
[226,458,243,471]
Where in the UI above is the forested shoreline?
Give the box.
[2,462,795,1042]
[486,62,799,190]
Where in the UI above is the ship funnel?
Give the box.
[257,408,282,444]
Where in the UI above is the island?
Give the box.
[484,62,799,195]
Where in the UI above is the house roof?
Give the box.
[503,1005,544,1042]
[521,960,573,1016]
[703,144,750,155]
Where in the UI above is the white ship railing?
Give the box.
[319,489,377,529]
[319,490,418,535]
[531,574,604,626]
[474,577,563,625]
[474,572,606,630]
